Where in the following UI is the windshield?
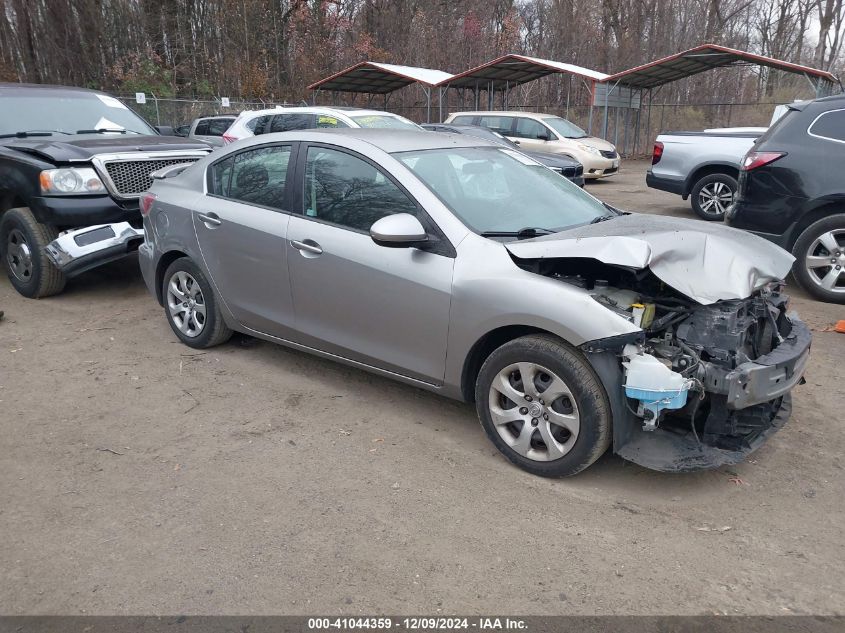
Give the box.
[350,114,421,130]
[396,147,608,235]
[0,90,157,136]
[542,117,587,139]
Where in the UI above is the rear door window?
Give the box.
[808,109,845,143]
[206,118,234,136]
[268,114,314,133]
[210,145,292,211]
[315,114,349,128]
[513,117,549,140]
[478,115,514,135]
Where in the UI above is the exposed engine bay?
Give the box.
[516,256,812,472]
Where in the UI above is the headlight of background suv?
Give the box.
[576,143,602,156]
[40,168,106,195]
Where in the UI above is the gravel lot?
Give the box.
[1,159,843,616]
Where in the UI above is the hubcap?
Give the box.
[166,271,207,337]
[6,229,33,282]
[698,181,733,217]
[488,362,580,462]
[805,229,845,294]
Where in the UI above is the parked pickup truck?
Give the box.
[646,127,766,220]
[0,83,211,298]
[173,115,236,147]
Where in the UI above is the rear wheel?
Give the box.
[162,257,233,348]
[792,214,845,304]
[475,334,611,477]
[0,207,66,298]
[690,173,737,221]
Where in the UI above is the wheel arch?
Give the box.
[786,201,845,251]
[683,163,739,197]
[460,325,564,403]
[155,250,190,305]
[0,189,28,214]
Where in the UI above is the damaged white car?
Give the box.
[138,129,810,476]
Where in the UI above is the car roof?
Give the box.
[0,83,108,96]
[240,128,500,153]
[237,106,409,118]
[450,111,560,119]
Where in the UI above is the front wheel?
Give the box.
[475,334,611,477]
[791,214,845,304]
[0,207,66,298]
[162,257,233,348]
[690,173,737,221]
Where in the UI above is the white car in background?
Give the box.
[222,106,422,143]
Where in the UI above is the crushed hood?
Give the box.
[505,214,795,304]
[3,135,211,163]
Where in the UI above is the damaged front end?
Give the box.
[517,255,811,472]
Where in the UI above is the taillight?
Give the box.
[140,192,156,216]
[222,133,238,144]
[652,141,664,165]
[741,151,785,171]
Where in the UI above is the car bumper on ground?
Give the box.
[45,222,144,277]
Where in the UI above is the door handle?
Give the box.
[197,212,222,228]
[291,239,323,256]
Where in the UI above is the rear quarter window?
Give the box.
[808,109,845,143]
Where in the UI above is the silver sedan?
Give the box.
[139,129,809,476]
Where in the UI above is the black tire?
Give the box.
[0,207,66,298]
[475,334,611,477]
[161,257,232,348]
[791,213,845,304]
[690,173,737,221]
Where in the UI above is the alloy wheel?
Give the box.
[697,181,734,217]
[166,270,207,337]
[805,229,845,294]
[6,228,33,282]
[487,362,580,462]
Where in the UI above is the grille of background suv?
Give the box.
[103,158,202,197]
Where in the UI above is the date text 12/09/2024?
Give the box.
[307,618,528,630]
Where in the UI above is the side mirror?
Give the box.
[370,213,428,248]
[537,133,551,141]
[154,125,175,136]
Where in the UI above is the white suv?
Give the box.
[222,106,421,144]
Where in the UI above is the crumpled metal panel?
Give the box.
[505,214,795,304]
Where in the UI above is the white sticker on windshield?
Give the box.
[96,94,128,109]
[94,117,125,132]
[499,149,542,166]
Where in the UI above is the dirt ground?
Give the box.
[1,159,843,616]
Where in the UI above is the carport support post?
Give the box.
[423,86,431,123]
[151,92,160,126]
[438,87,444,123]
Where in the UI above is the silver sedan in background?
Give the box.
[138,129,809,477]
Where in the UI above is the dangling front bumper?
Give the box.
[45,222,144,277]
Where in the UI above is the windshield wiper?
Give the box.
[76,128,129,134]
[0,130,72,139]
[481,227,556,239]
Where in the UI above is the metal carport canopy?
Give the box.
[307,62,454,94]
[441,54,609,90]
[603,43,839,90]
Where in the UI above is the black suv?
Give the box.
[727,93,845,303]
[0,83,210,298]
